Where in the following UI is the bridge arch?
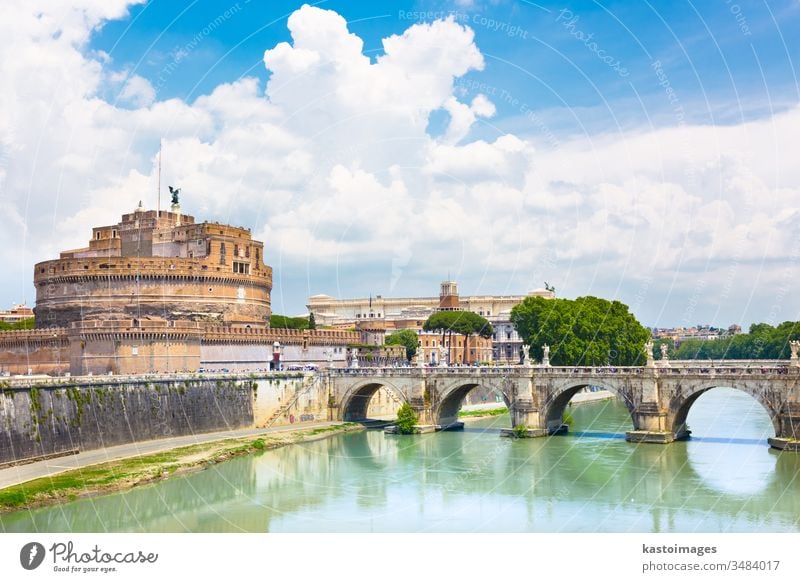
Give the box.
[669,383,781,440]
[543,381,636,433]
[435,380,511,429]
[340,380,409,422]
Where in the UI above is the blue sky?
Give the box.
[2,0,800,328]
[93,1,800,125]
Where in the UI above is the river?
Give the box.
[2,388,799,532]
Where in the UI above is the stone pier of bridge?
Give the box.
[326,360,800,450]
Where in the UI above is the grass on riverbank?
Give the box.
[0,423,361,513]
[458,407,508,418]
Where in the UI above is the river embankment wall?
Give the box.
[0,373,329,466]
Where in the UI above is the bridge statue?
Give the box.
[522,344,531,368]
[645,340,655,367]
[350,348,359,369]
[438,345,448,368]
[541,343,550,367]
[791,340,800,366]
[659,343,670,367]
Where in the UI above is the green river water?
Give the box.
[2,388,799,533]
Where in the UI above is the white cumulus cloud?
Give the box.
[0,2,798,326]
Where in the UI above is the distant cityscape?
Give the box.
[650,324,743,346]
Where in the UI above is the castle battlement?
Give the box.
[202,326,359,346]
[0,328,69,347]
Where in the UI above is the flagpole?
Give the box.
[157,139,162,217]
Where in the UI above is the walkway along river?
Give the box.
[1,387,798,533]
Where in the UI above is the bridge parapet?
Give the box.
[325,361,795,378]
[325,367,524,377]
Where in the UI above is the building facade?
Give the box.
[308,281,554,328]
[490,317,525,365]
[416,331,494,365]
[309,281,553,365]
[0,304,34,324]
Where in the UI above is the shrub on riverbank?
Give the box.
[395,403,418,434]
[512,424,529,438]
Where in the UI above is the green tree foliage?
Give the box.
[385,329,419,360]
[672,321,800,360]
[422,311,493,363]
[0,318,34,331]
[395,403,419,434]
[270,314,309,330]
[510,296,650,366]
[308,312,316,330]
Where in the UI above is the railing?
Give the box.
[1,370,308,389]
[324,361,797,378]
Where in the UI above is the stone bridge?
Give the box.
[324,359,800,450]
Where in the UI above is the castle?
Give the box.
[0,202,375,376]
[34,202,272,329]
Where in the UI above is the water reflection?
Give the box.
[685,388,777,496]
[1,390,799,533]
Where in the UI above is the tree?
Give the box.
[0,318,34,331]
[423,311,493,364]
[308,312,316,330]
[451,311,493,363]
[385,329,418,360]
[510,296,650,366]
[423,311,459,363]
[270,314,309,329]
[395,403,419,434]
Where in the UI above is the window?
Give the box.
[220,243,226,265]
[234,244,239,257]
[233,262,250,274]
[245,246,250,258]
[95,232,101,240]
[112,229,117,238]
[255,248,260,264]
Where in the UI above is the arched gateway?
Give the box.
[326,361,800,450]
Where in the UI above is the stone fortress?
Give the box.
[0,199,373,376]
[34,201,273,328]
